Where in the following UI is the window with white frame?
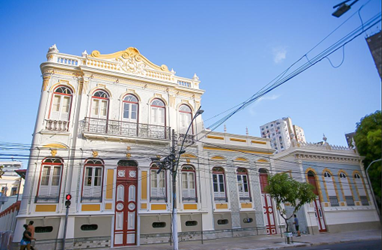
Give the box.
[323,171,339,206]
[37,158,63,202]
[354,173,369,205]
[212,167,227,202]
[50,86,72,121]
[91,90,109,119]
[181,165,196,202]
[150,99,165,126]
[82,159,104,202]
[339,172,354,206]
[237,168,251,201]
[179,105,192,134]
[150,165,167,201]
[122,95,138,122]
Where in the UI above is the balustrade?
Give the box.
[83,117,170,140]
[45,119,69,132]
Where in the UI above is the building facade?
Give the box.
[273,139,380,234]
[0,161,23,199]
[10,46,380,250]
[260,117,306,153]
[12,46,276,249]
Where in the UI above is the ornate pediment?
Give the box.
[90,47,170,75]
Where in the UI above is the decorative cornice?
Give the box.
[90,47,170,72]
[295,153,361,164]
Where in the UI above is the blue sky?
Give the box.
[0,0,381,162]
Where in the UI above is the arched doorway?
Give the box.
[259,168,277,235]
[307,171,327,232]
[114,160,138,246]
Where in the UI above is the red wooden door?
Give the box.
[308,175,327,232]
[114,166,138,246]
[260,173,277,235]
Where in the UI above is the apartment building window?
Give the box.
[181,165,196,202]
[82,159,104,202]
[150,165,167,202]
[36,158,63,202]
[237,168,251,201]
[49,86,73,121]
[212,167,227,202]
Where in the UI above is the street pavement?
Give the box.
[108,229,381,250]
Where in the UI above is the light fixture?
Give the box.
[332,0,359,18]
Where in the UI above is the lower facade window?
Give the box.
[212,167,227,202]
[82,159,104,202]
[182,165,196,202]
[329,196,339,206]
[360,196,369,206]
[36,158,63,202]
[150,166,167,202]
[345,196,355,206]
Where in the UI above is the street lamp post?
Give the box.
[365,159,382,223]
[172,106,203,250]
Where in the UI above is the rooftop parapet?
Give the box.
[44,44,201,90]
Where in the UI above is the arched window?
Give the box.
[354,173,369,205]
[181,165,196,202]
[339,172,354,206]
[150,164,167,202]
[122,95,138,122]
[37,158,63,202]
[212,167,227,202]
[82,159,104,202]
[50,86,73,121]
[150,99,165,126]
[179,105,192,134]
[323,171,339,206]
[91,90,109,119]
[237,168,251,201]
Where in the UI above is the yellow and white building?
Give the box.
[12,45,276,249]
[11,45,380,250]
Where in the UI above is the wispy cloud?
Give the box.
[272,47,287,64]
[249,94,281,116]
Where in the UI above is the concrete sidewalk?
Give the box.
[117,229,381,250]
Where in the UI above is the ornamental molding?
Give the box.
[90,47,170,73]
[295,153,361,164]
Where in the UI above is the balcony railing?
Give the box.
[83,117,171,141]
[44,119,69,132]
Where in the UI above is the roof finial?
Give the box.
[48,44,59,53]
[224,124,227,133]
[193,73,199,81]
[246,127,249,136]
[323,134,327,143]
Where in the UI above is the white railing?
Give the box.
[57,57,79,66]
[294,141,354,152]
[44,119,69,132]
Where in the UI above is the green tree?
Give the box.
[265,173,316,233]
[354,110,382,208]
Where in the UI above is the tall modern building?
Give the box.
[260,117,306,153]
[366,31,382,79]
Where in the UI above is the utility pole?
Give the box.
[152,107,204,250]
[171,129,178,250]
